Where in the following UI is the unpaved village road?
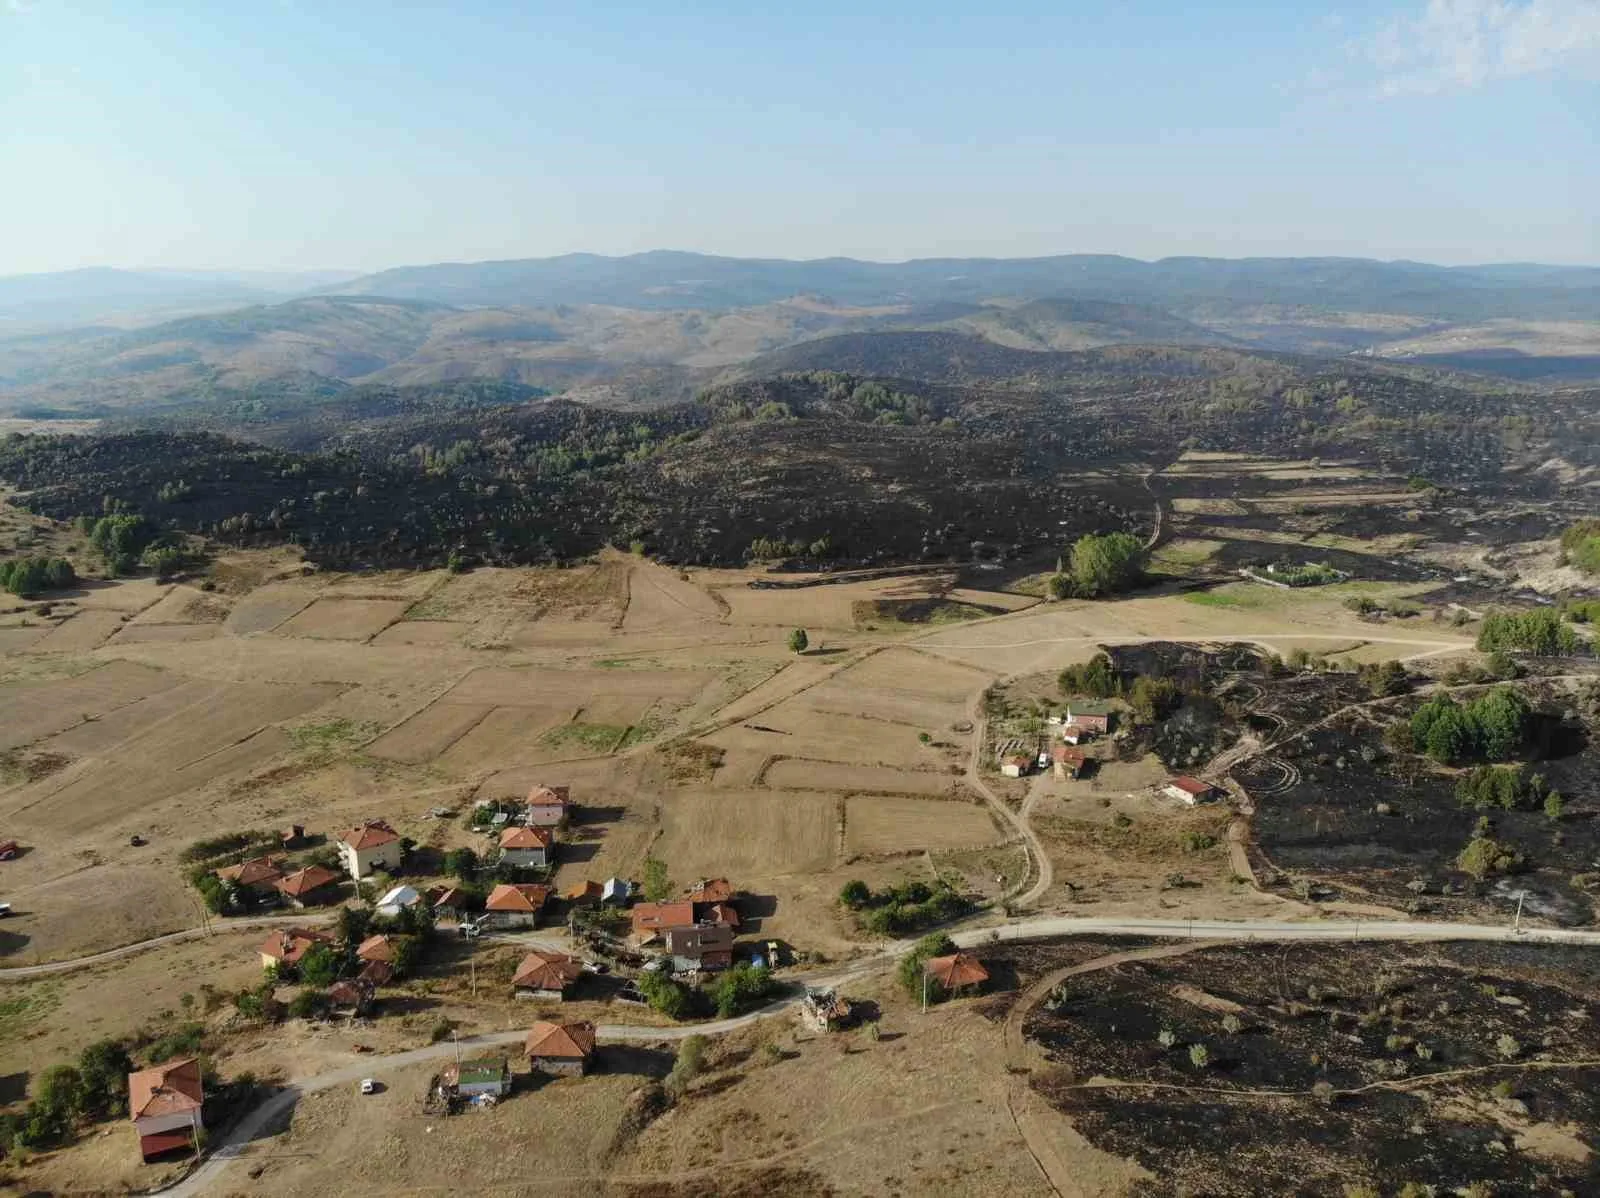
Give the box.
[161,913,1600,1197]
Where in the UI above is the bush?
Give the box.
[1358,660,1410,697]
[429,1019,456,1043]
[838,879,871,908]
[641,856,672,903]
[1058,653,1122,699]
[1127,676,1180,723]
[296,943,342,988]
[0,555,76,597]
[787,628,809,654]
[1457,836,1524,880]
[289,990,329,1020]
[637,970,692,1020]
[665,1035,707,1097]
[75,1040,134,1120]
[1455,764,1545,811]
[1477,608,1581,657]
[712,963,774,1017]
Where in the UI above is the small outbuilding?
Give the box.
[375,884,422,918]
[444,1054,512,1098]
[1051,745,1088,780]
[1163,776,1221,805]
[525,1020,596,1076]
[1000,754,1033,779]
[924,952,990,995]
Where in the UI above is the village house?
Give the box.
[601,876,635,906]
[512,950,584,1000]
[258,926,335,971]
[563,880,604,908]
[1000,753,1033,778]
[336,820,403,880]
[924,952,990,996]
[525,1020,596,1076]
[1051,745,1088,780]
[356,934,397,966]
[524,784,572,828]
[443,1054,512,1099]
[127,1057,204,1162]
[375,883,423,918]
[1064,701,1114,735]
[684,878,741,927]
[1164,776,1222,805]
[483,882,551,929]
[498,824,553,869]
[664,922,735,972]
[215,856,285,899]
[273,865,343,909]
[328,977,376,1016]
[630,900,695,941]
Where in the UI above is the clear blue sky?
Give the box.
[1,1,1597,273]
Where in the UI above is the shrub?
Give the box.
[665,1035,707,1097]
[638,970,692,1020]
[1477,608,1581,657]
[1127,676,1180,723]
[1067,532,1146,598]
[1457,836,1524,880]
[1188,1043,1210,1069]
[712,963,774,1017]
[429,1019,456,1043]
[838,879,871,908]
[296,943,341,988]
[897,933,956,999]
[0,555,76,597]
[641,856,672,903]
[787,628,809,654]
[1057,653,1122,698]
[289,990,329,1020]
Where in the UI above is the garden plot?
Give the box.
[654,788,837,877]
[273,597,410,641]
[839,645,990,697]
[764,759,956,795]
[369,620,470,647]
[37,678,232,757]
[1168,497,1248,515]
[367,703,493,763]
[844,794,1003,855]
[0,660,181,752]
[946,586,1038,612]
[443,665,709,707]
[224,584,316,634]
[23,610,125,654]
[572,693,655,728]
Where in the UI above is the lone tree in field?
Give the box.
[788,628,809,654]
[1068,531,1147,598]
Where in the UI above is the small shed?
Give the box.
[1163,776,1221,805]
[1000,754,1033,779]
[924,952,990,995]
[1051,745,1088,780]
[375,884,422,918]
[600,877,635,907]
[525,1020,596,1076]
[444,1054,512,1098]
[800,988,854,1032]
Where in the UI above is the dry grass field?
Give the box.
[844,793,1003,855]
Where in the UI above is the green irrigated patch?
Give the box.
[287,717,379,751]
[541,721,631,753]
[1181,590,1251,608]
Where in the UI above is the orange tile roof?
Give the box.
[1051,746,1087,764]
[512,951,584,991]
[258,927,334,964]
[563,880,604,902]
[924,953,990,989]
[631,901,695,935]
[485,882,551,913]
[128,1057,203,1121]
[499,825,554,850]
[216,856,284,887]
[526,784,571,807]
[276,865,342,898]
[524,1019,596,1059]
[337,821,400,850]
[1168,776,1214,796]
[356,934,397,963]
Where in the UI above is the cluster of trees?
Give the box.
[838,878,971,934]
[0,555,75,597]
[1457,830,1525,881]
[1476,608,1583,657]
[1057,652,1122,699]
[1049,532,1146,599]
[745,535,838,562]
[1559,520,1600,574]
[1357,660,1411,698]
[1455,764,1561,817]
[0,1039,136,1153]
[1406,687,1533,765]
[80,512,157,576]
[711,962,775,1017]
[1261,561,1344,587]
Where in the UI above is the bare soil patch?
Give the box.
[273,597,410,641]
[764,759,957,795]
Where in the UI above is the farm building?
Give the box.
[258,926,335,970]
[1064,702,1114,734]
[601,877,635,906]
[328,978,376,1015]
[664,922,735,972]
[356,934,397,965]
[443,1054,512,1098]
[127,1057,204,1161]
[336,820,402,879]
[525,784,572,827]
[1060,723,1095,745]
[483,882,551,928]
[525,1020,596,1076]
[214,856,284,897]
[431,886,472,921]
[375,884,422,917]
[1164,776,1222,805]
[512,950,584,1000]
[564,880,604,907]
[924,952,990,995]
[498,824,553,868]
[273,865,343,909]
[1000,754,1033,778]
[1051,745,1088,780]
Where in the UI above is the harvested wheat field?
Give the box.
[763,758,958,795]
[274,597,410,640]
[844,794,1004,855]
[654,788,838,878]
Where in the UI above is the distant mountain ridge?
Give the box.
[325,250,1600,321]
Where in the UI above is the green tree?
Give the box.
[1471,686,1531,760]
[1127,676,1180,723]
[443,846,479,882]
[788,628,809,654]
[336,905,373,954]
[1058,653,1121,698]
[641,856,672,902]
[712,963,774,1017]
[1068,532,1147,598]
[838,879,871,908]
[896,932,957,998]
[1544,791,1565,821]
[1188,1043,1211,1069]
[638,970,691,1020]
[297,942,341,987]
[75,1040,134,1120]
[665,1034,707,1096]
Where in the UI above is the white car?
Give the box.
[360,1078,377,1095]
[0,902,12,918]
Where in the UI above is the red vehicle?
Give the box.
[0,840,20,861]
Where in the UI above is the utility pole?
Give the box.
[922,971,929,1014]
[1513,890,1526,935]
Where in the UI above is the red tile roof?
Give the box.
[631,901,695,936]
[432,886,468,909]
[512,951,584,991]
[215,856,284,887]
[485,882,551,913]
[924,953,990,989]
[684,877,734,904]
[337,821,400,850]
[526,785,571,807]
[1167,776,1215,796]
[563,880,604,903]
[1051,746,1087,765]
[276,865,342,898]
[258,927,334,964]
[524,1020,596,1059]
[499,825,554,850]
[128,1057,203,1120]
[356,934,397,963]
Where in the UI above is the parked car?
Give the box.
[0,902,12,918]
[360,1078,377,1095]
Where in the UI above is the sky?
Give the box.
[1,1,1597,274]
